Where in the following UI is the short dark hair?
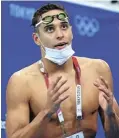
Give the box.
[31,3,68,28]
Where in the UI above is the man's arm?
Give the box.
[94,60,119,138]
[6,72,51,138]
[99,105,119,138]
[6,72,69,138]
[113,97,119,117]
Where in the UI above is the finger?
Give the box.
[94,78,102,87]
[53,79,68,94]
[93,81,100,87]
[49,76,62,91]
[103,93,110,101]
[98,85,110,97]
[100,76,108,88]
[94,78,108,90]
[52,86,70,102]
[98,85,113,98]
[55,95,69,105]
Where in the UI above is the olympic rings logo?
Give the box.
[74,15,100,37]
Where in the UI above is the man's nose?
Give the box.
[56,28,64,40]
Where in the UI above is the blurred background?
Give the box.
[1,0,119,138]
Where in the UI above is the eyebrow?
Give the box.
[44,24,54,29]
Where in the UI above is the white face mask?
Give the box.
[44,43,75,65]
[37,34,75,65]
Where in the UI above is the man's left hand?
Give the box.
[94,76,114,113]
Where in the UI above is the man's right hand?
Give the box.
[45,76,70,115]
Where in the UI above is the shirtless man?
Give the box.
[6,3,119,138]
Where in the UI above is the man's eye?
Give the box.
[61,23,69,30]
[45,26,54,33]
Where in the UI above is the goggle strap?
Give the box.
[35,20,43,27]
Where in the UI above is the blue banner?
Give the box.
[1,1,119,138]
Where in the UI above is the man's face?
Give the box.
[37,10,73,50]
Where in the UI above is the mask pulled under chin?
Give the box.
[44,44,75,65]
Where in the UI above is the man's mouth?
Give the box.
[54,42,68,50]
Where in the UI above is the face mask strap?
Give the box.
[36,33,46,53]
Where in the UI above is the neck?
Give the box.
[41,57,74,74]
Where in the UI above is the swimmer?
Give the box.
[6,3,119,138]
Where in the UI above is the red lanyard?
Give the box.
[39,56,82,137]
[43,56,81,88]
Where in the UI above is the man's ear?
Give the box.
[32,33,41,46]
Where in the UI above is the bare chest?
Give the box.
[29,68,99,120]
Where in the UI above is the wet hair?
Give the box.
[31,3,68,30]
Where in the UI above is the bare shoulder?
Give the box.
[6,62,40,101]
[75,56,111,72]
[8,61,40,82]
